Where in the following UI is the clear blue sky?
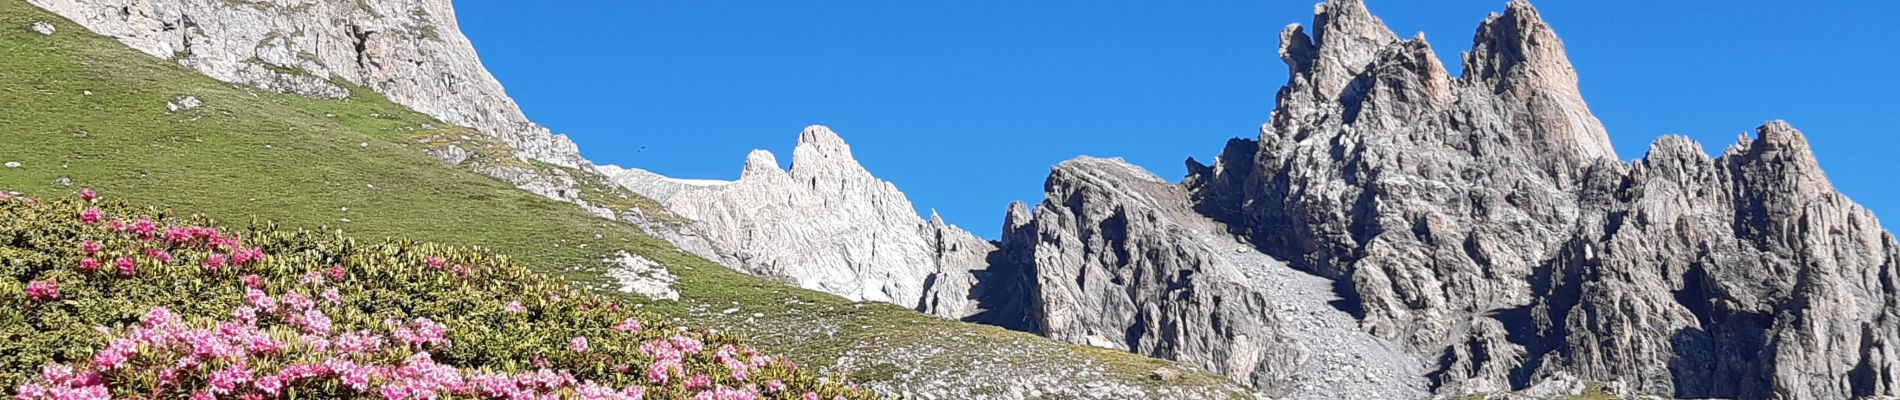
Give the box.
[457,1,1899,239]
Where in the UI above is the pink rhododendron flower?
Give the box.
[164,227,194,243]
[503,301,526,313]
[77,257,99,273]
[131,218,158,238]
[322,287,343,305]
[233,306,258,325]
[245,288,278,314]
[104,219,125,231]
[326,265,346,281]
[81,240,100,255]
[282,292,315,312]
[92,339,135,370]
[207,364,253,395]
[253,375,284,396]
[242,274,264,289]
[425,256,445,269]
[569,336,590,354]
[79,208,103,224]
[25,279,59,301]
[115,256,135,276]
[685,374,711,390]
[79,188,96,201]
[144,307,180,329]
[205,253,228,271]
[391,317,451,348]
[614,318,643,334]
[231,247,264,265]
[334,331,386,355]
[147,248,174,264]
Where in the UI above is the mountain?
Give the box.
[990,0,1900,398]
[602,126,997,319]
[993,157,1428,399]
[16,0,1897,398]
[1,0,1255,398]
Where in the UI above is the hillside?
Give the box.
[0,2,1251,399]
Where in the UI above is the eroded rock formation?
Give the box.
[1166,0,1900,397]
[606,126,997,319]
[996,157,1427,399]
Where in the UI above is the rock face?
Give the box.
[606,126,997,319]
[30,0,584,168]
[994,157,1426,399]
[1165,0,1900,397]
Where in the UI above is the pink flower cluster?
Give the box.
[23,279,58,302]
[12,285,690,400]
[11,191,858,400]
[389,318,451,349]
[66,207,262,280]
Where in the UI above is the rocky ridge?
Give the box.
[605,126,998,319]
[993,156,1426,399]
[1172,0,1900,397]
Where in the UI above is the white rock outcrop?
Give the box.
[606,126,996,318]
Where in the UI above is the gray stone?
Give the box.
[603,251,679,301]
[30,20,54,35]
[165,95,200,112]
[996,157,1425,400]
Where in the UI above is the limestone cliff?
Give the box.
[606,126,997,319]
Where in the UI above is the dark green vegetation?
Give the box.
[0,1,1245,397]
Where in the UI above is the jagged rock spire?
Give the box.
[1463,0,1617,162]
[1282,0,1399,101]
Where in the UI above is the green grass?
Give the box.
[0,2,1250,397]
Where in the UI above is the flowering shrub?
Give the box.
[0,191,876,399]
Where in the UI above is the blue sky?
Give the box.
[458,1,1899,239]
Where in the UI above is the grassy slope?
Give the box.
[0,2,1247,398]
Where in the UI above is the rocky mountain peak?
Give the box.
[788,125,880,189]
[742,149,786,180]
[1463,0,1617,163]
[1727,121,1830,198]
[607,127,997,319]
[1464,0,1569,87]
[1288,0,1398,101]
